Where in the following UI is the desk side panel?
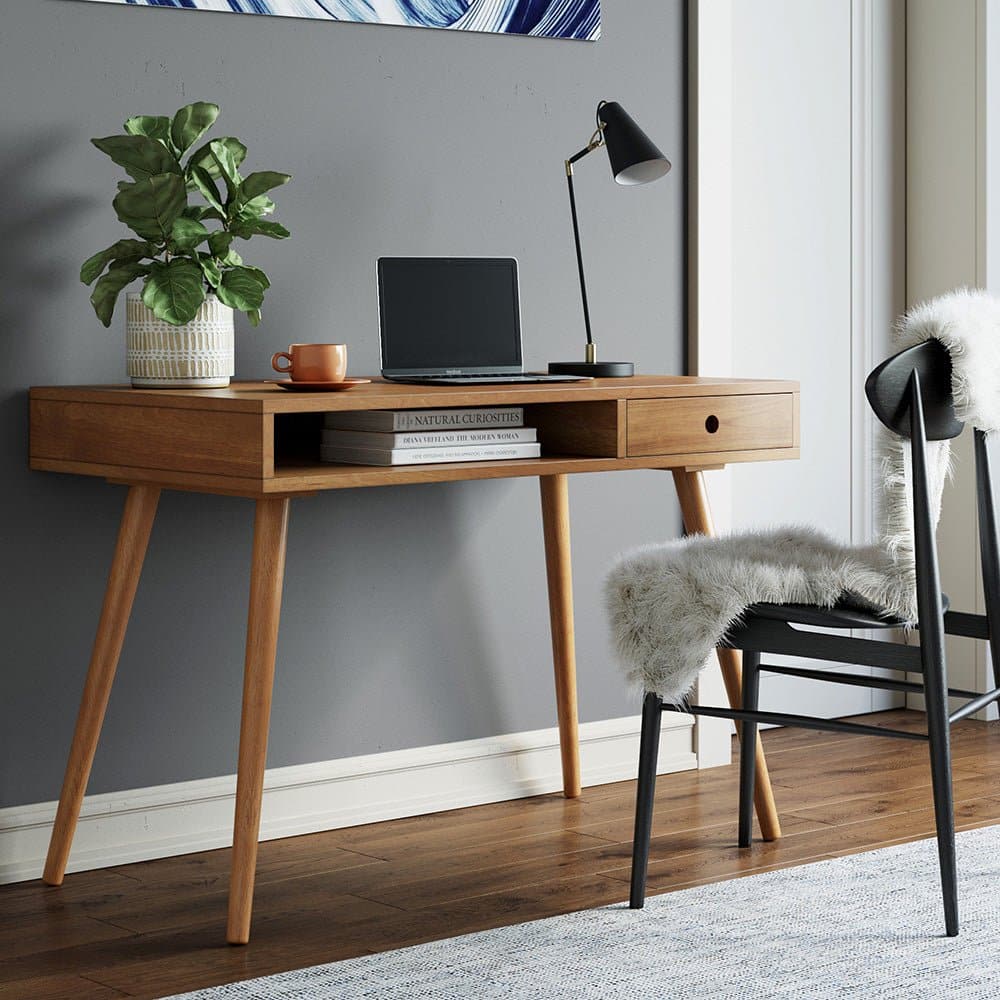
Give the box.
[30,399,266,479]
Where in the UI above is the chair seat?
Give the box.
[746,592,949,630]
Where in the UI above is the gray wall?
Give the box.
[0,0,685,808]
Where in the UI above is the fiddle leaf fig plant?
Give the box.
[81,101,291,328]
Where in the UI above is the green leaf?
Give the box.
[208,139,243,203]
[238,196,276,221]
[236,171,291,209]
[188,164,226,215]
[198,254,222,289]
[90,262,149,327]
[232,219,290,240]
[81,238,154,285]
[142,258,206,325]
[206,231,242,266]
[170,217,210,251]
[216,266,266,312]
[91,135,181,181]
[186,136,247,182]
[240,265,270,290]
[207,231,234,258]
[181,201,226,224]
[170,102,220,155]
[247,308,262,328]
[113,173,187,241]
[123,115,173,147]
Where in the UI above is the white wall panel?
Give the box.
[907,0,1000,714]
[727,0,905,716]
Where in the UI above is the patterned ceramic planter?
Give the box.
[125,293,235,388]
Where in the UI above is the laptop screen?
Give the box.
[378,257,523,375]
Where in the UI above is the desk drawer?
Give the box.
[627,394,795,457]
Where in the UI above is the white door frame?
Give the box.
[687,0,736,767]
[688,0,905,768]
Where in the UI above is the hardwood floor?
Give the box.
[4,709,1000,999]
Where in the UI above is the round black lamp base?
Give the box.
[548,360,635,378]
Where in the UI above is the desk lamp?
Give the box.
[549,101,671,378]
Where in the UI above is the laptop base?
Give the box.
[384,373,589,385]
[548,360,635,377]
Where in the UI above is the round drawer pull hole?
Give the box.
[705,415,720,434]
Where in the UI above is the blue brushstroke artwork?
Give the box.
[81,1,602,40]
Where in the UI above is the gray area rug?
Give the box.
[167,825,1000,999]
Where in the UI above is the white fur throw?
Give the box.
[606,288,1000,702]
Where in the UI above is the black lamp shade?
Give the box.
[597,101,671,186]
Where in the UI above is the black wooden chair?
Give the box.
[628,339,1000,936]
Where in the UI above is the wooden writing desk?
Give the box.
[29,375,799,944]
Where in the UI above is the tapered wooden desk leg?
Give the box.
[539,475,582,799]
[227,497,291,945]
[43,484,161,885]
[672,469,782,841]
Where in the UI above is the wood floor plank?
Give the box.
[765,733,993,782]
[782,771,1000,827]
[77,865,401,937]
[565,735,996,844]
[0,872,141,925]
[568,784,835,845]
[0,912,134,963]
[279,829,612,905]
[0,973,128,1000]
[2,710,998,1000]
[77,917,380,1000]
[105,835,382,893]
[326,794,607,860]
[601,797,1000,893]
[0,893,395,990]
[348,813,828,912]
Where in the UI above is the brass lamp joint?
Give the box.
[586,123,606,152]
[585,343,597,364]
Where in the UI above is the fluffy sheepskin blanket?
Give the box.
[606,289,1000,702]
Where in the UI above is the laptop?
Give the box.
[377,257,589,384]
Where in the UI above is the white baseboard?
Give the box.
[0,714,695,885]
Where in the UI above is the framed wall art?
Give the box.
[80,1,601,41]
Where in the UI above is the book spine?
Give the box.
[395,408,524,431]
[321,442,542,466]
[321,428,538,449]
[324,407,524,431]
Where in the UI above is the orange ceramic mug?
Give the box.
[271,343,347,382]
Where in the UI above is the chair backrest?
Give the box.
[865,340,963,633]
[866,338,1000,679]
[865,339,964,441]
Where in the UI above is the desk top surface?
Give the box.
[30,375,799,413]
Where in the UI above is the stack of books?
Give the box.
[320,406,541,466]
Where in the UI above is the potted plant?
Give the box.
[81,101,291,388]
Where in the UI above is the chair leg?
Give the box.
[738,649,761,848]
[909,375,958,936]
[629,691,663,909]
[924,659,959,937]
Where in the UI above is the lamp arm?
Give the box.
[565,143,598,349]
